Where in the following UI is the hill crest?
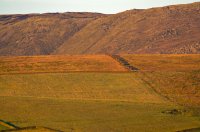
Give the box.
[0,2,200,56]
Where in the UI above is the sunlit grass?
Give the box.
[122,54,200,71]
[0,55,127,74]
[0,73,165,103]
[0,97,199,132]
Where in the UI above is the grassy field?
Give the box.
[1,96,200,132]
[0,55,200,131]
[0,73,200,131]
[0,55,126,74]
[0,73,165,103]
[122,54,200,106]
[121,54,200,71]
[139,71,200,107]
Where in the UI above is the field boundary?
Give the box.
[0,95,169,104]
[109,55,139,71]
[137,72,173,103]
[0,120,18,130]
[0,71,131,76]
[1,126,63,132]
[111,55,174,104]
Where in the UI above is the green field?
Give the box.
[1,96,200,132]
[0,73,200,131]
[0,73,165,103]
[0,55,200,131]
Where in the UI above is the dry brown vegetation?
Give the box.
[55,2,200,55]
[122,54,200,107]
[0,2,200,131]
[0,13,104,56]
[121,54,200,71]
[0,55,127,74]
[140,71,200,107]
[0,2,200,56]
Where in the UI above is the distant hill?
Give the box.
[0,12,104,56]
[0,2,200,56]
[55,2,200,54]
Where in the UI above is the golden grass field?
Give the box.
[0,55,127,74]
[122,54,200,107]
[139,71,200,107]
[0,73,166,103]
[1,96,199,132]
[0,55,200,131]
[121,54,200,71]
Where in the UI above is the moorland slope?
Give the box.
[55,2,200,54]
[0,13,104,56]
[0,2,200,56]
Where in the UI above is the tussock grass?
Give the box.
[0,54,200,131]
[121,54,200,71]
[0,73,164,103]
[0,97,199,132]
[139,71,200,107]
[0,55,127,74]
[122,54,200,106]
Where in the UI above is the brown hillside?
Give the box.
[55,2,200,54]
[0,13,104,56]
[0,2,200,56]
